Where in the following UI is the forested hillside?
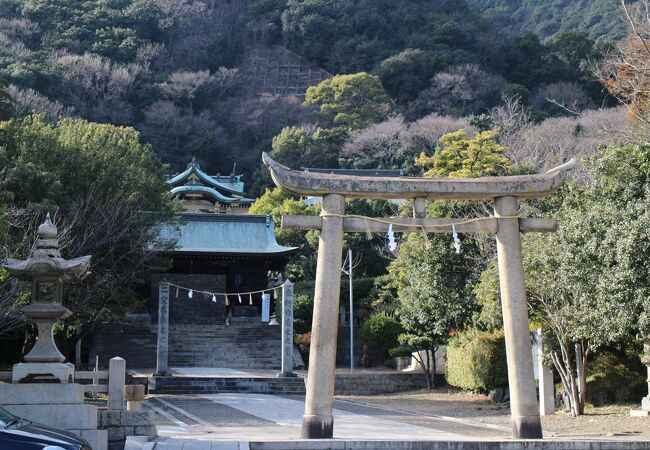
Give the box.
[0,0,613,185]
[465,0,632,41]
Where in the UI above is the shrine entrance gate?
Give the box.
[263,153,576,440]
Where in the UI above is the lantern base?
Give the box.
[12,362,74,384]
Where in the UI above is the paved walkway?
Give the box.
[142,393,508,449]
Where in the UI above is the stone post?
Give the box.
[536,329,555,416]
[279,280,296,377]
[494,196,543,439]
[631,337,650,416]
[108,357,125,411]
[302,194,345,439]
[124,384,145,411]
[156,281,170,376]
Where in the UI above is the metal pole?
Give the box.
[348,248,354,372]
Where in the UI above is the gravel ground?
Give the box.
[337,388,650,439]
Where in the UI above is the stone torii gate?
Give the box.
[262,153,576,440]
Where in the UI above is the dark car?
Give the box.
[0,407,92,450]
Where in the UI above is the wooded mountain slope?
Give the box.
[465,0,632,41]
[0,0,615,181]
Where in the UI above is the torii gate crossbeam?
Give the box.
[263,153,576,440]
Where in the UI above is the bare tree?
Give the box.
[48,51,144,124]
[491,93,532,150]
[214,66,239,98]
[341,116,406,169]
[0,31,35,63]
[7,85,75,118]
[57,188,174,357]
[0,18,40,43]
[0,207,46,338]
[594,0,650,125]
[405,113,476,156]
[154,0,247,71]
[227,93,313,144]
[135,42,166,75]
[340,113,478,172]
[159,70,215,111]
[409,64,507,118]
[531,82,595,117]
[508,108,628,182]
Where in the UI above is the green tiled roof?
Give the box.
[159,213,296,255]
[170,185,254,205]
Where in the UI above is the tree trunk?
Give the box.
[575,342,586,415]
[413,350,432,390]
[430,346,437,390]
[551,340,582,416]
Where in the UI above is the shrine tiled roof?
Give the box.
[159,213,296,255]
[167,159,246,196]
[170,185,255,205]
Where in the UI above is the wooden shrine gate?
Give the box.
[263,153,576,440]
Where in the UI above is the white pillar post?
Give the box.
[536,329,555,416]
[156,281,170,376]
[348,248,354,372]
[108,356,125,410]
[279,280,295,377]
[494,196,543,439]
[302,194,345,439]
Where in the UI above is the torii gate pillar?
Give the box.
[301,194,345,438]
[495,196,542,438]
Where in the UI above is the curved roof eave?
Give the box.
[167,166,245,195]
[170,185,255,204]
[168,247,297,255]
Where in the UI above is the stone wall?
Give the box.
[99,410,156,450]
[89,314,157,369]
[334,372,441,396]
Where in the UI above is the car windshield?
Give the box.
[0,408,19,428]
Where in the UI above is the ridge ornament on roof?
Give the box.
[167,158,247,196]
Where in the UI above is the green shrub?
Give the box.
[446,329,508,392]
[586,351,645,406]
[388,346,412,358]
[359,311,403,356]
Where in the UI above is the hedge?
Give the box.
[446,330,508,392]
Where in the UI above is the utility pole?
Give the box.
[342,248,354,371]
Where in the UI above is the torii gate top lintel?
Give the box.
[262,152,577,200]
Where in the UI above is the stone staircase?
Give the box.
[167,322,282,369]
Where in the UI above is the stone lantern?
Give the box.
[631,336,650,417]
[3,213,91,383]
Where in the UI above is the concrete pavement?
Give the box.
[140,392,508,449]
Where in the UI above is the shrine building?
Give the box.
[90,160,295,369]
